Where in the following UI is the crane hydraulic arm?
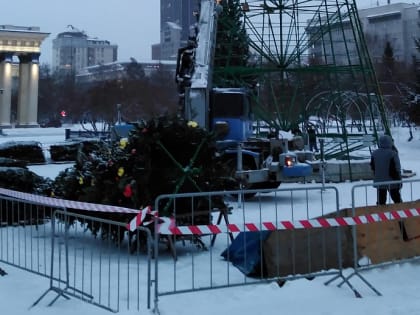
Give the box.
[176,0,222,130]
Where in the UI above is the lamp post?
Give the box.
[116,103,122,125]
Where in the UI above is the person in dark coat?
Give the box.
[370,134,402,205]
[307,126,318,152]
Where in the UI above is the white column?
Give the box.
[17,56,30,126]
[17,54,39,127]
[0,53,13,128]
[27,54,40,126]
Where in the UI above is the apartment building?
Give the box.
[359,2,420,65]
[75,60,176,84]
[52,26,118,74]
[308,2,420,66]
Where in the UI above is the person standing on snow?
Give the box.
[307,125,318,152]
[370,134,402,205]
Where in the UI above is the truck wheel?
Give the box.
[252,181,281,190]
[221,158,257,199]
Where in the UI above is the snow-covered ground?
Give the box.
[1,125,420,315]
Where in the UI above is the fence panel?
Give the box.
[0,188,153,312]
[33,210,153,312]
[153,186,354,312]
[0,194,58,277]
[346,178,420,295]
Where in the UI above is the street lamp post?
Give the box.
[116,103,122,125]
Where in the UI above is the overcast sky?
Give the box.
[0,0,410,66]
[2,0,160,65]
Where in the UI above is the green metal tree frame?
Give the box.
[214,0,390,174]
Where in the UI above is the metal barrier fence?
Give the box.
[2,180,420,313]
[33,210,153,312]
[345,178,420,296]
[0,189,153,312]
[0,194,60,277]
[153,186,359,313]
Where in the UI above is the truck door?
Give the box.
[210,88,253,141]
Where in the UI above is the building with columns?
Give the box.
[0,25,49,128]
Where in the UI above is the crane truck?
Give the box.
[175,0,312,191]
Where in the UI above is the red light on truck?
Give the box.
[285,156,294,167]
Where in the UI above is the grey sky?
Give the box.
[2,0,160,65]
[1,0,409,66]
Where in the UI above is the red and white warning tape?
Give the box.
[0,187,138,214]
[2,187,420,235]
[158,207,420,235]
[126,205,158,231]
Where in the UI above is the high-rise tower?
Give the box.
[155,0,198,60]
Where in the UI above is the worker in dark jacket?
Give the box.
[370,134,402,205]
[307,125,318,152]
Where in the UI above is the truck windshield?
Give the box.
[211,92,249,117]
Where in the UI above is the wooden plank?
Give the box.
[340,201,420,264]
[257,201,420,278]
[262,227,353,278]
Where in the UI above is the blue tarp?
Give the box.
[221,231,271,276]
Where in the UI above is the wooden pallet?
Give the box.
[349,201,420,264]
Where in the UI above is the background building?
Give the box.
[159,21,182,60]
[75,60,176,84]
[152,0,198,60]
[0,25,49,127]
[52,26,118,74]
[358,2,420,65]
[308,2,420,66]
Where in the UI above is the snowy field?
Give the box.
[1,125,420,315]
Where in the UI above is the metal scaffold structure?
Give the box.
[214,0,390,166]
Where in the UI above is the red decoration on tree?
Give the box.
[123,183,132,198]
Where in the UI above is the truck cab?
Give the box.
[210,88,253,142]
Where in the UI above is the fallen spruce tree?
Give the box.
[51,115,228,246]
[0,158,53,226]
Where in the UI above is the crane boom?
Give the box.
[184,0,221,129]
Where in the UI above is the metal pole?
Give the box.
[116,104,121,125]
[237,142,243,208]
[319,138,326,191]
